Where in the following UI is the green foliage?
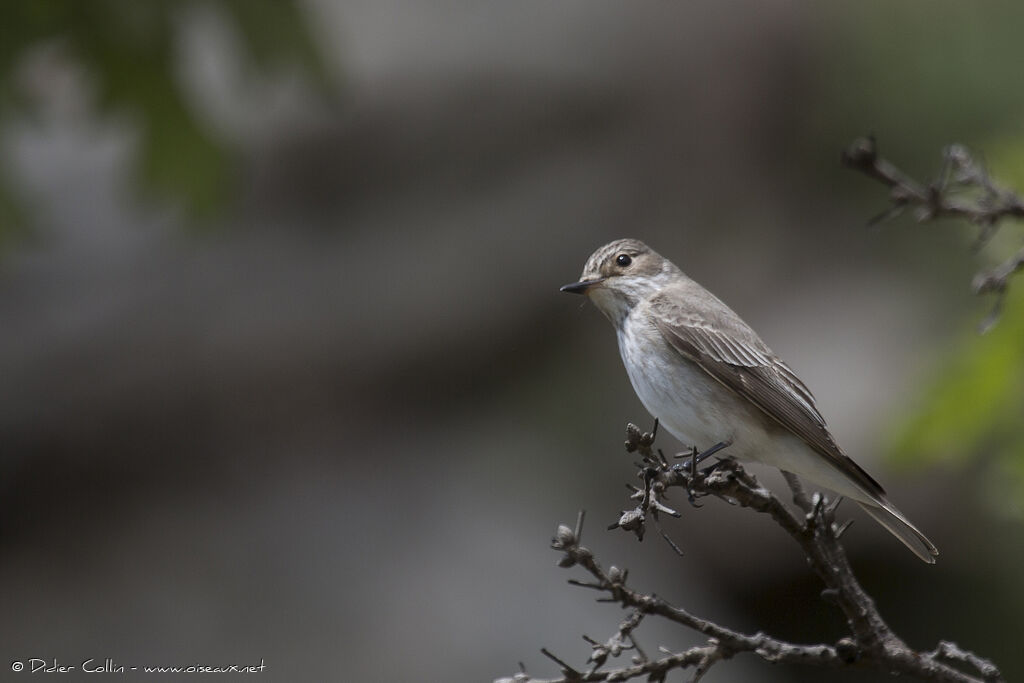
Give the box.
[220,0,330,85]
[811,2,1024,510]
[0,173,29,255]
[889,285,1024,468]
[0,0,330,241]
[889,138,1024,513]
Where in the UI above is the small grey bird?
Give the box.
[561,238,938,563]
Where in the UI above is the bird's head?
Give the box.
[560,238,675,325]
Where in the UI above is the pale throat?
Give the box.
[589,277,660,329]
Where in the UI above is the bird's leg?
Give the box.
[685,448,705,507]
[676,440,733,506]
[678,440,733,475]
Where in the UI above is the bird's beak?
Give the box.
[560,278,603,294]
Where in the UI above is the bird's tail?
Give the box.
[856,500,939,564]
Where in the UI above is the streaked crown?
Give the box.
[580,238,665,282]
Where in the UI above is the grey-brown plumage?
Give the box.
[562,238,938,563]
[650,289,884,498]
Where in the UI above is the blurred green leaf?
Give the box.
[883,127,1024,514]
[889,284,1024,463]
[0,172,29,252]
[0,0,332,235]
[888,250,1024,513]
[221,0,331,87]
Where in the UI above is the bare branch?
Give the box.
[500,424,1004,683]
[841,136,1024,225]
[972,243,1024,332]
[931,641,1005,683]
[842,136,1024,331]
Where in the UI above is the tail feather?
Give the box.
[857,500,939,564]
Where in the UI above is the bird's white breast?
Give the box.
[615,307,795,462]
[616,310,731,450]
[614,307,874,503]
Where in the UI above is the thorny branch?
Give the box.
[841,136,1024,332]
[498,423,1003,683]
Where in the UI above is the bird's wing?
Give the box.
[649,291,885,496]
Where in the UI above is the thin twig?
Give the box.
[842,136,1024,331]
[502,425,1004,683]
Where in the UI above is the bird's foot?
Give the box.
[674,441,733,506]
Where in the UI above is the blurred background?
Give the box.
[1,1,1023,681]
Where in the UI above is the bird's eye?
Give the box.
[616,254,632,267]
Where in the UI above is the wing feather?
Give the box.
[649,291,885,496]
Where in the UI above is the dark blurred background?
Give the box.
[2,2,1023,681]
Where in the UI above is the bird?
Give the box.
[561,238,938,563]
